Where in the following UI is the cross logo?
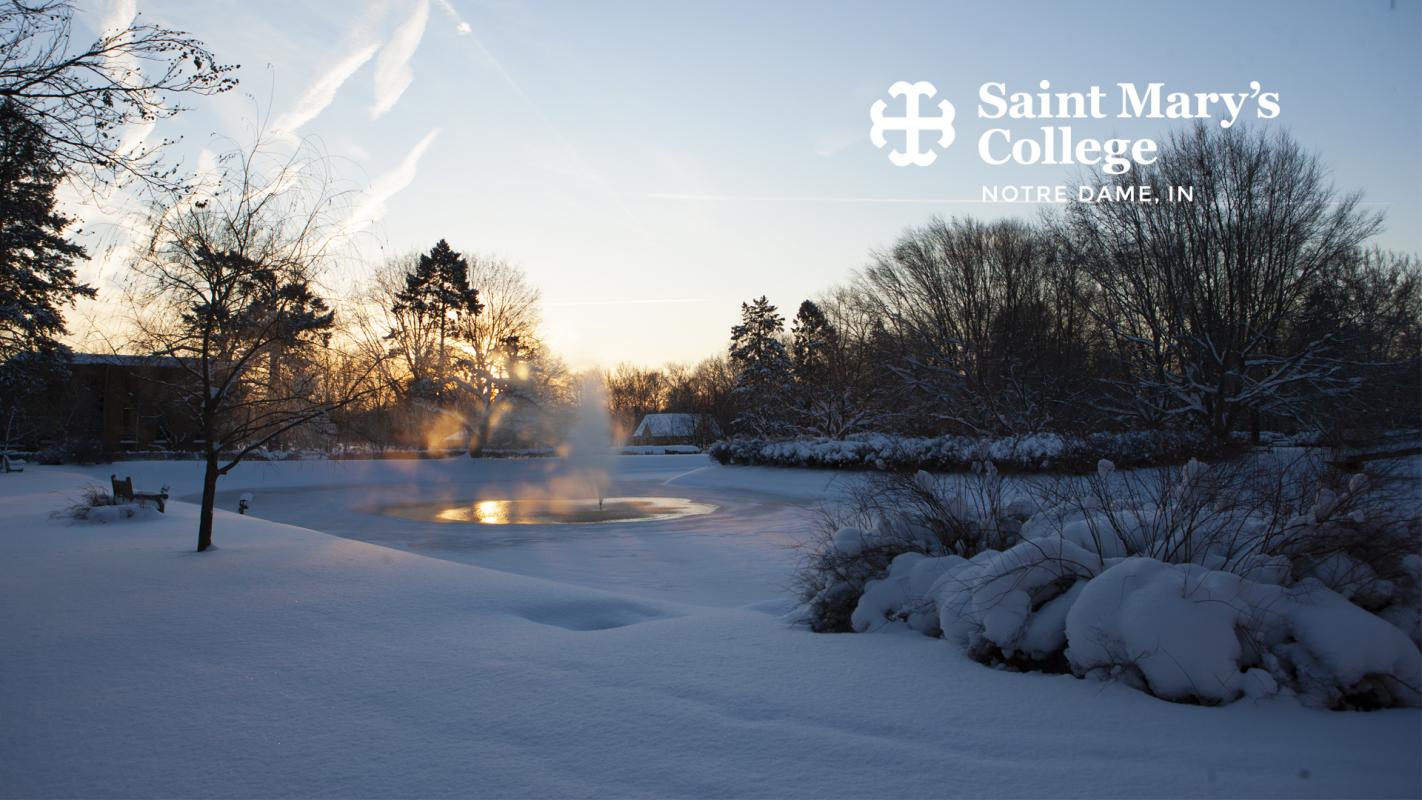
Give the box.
[870,81,956,166]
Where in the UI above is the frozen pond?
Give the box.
[191,455,840,608]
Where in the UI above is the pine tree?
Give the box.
[790,300,836,389]
[0,100,93,364]
[0,101,93,461]
[729,296,792,437]
[391,239,482,403]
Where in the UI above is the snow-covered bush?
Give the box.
[794,466,1036,633]
[813,455,1422,708]
[1034,456,1421,613]
[56,484,162,523]
[1066,561,1420,708]
[927,533,1101,670]
[710,429,1216,473]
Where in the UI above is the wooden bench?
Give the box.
[111,474,169,513]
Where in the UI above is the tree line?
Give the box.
[716,125,1419,444]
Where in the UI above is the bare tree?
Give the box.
[368,251,438,398]
[1060,123,1383,439]
[453,254,543,454]
[1286,248,1422,437]
[605,363,668,438]
[129,138,378,551]
[0,0,236,189]
[858,216,1085,435]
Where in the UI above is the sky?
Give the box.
[64,0,1422,369]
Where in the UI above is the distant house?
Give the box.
[629,413,721,446]
[18,354,202,454]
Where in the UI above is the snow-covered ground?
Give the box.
[2,456,1418,798]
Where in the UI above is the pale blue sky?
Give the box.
[70,0,1422,368]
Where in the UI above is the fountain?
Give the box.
[373,374,716,526]
[555,373,616,510]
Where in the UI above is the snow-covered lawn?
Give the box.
[2,456,1418,798]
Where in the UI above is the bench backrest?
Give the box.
[111,475,134,501]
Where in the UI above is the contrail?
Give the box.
[273,42,381,134]
[336,127,442,241]
[431,0,472,34]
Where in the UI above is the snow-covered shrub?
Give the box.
[56,484,160,523]
[1025,455,1407,579]
[794,466,1036,633]
[851,551,967,635]
[929,534,1100,670]
[1066,561,1420,708]
[835,454,1422,708]
[56,482,174,524]
[709,429,1218,473]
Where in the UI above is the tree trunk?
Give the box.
[437,319,447,405]
[197,453,220,552]
[469,402,492,458]
[2,407,14,472]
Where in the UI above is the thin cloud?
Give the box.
[273,41,381,135]
[621,191,988,204]
[370,0,430,119]
[544,298,710,308]
[96,0,137,35]
[813,129,862,158]
[88,0,149,173]
[340,128,442,237]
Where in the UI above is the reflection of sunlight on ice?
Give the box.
[394,497,716,525]
[475,500,508,524]
[435,501,511,523]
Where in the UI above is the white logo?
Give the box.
[870,81,956,166]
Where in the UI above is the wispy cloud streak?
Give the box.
[370,0,429,119]
[273,41,381,135]
[340,128,442,237]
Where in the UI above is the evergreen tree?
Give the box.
[391,239,482,403]
[790,299,836,389]
[0,101,93,460]
[0,100,92,364]
[729,296,792,437]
